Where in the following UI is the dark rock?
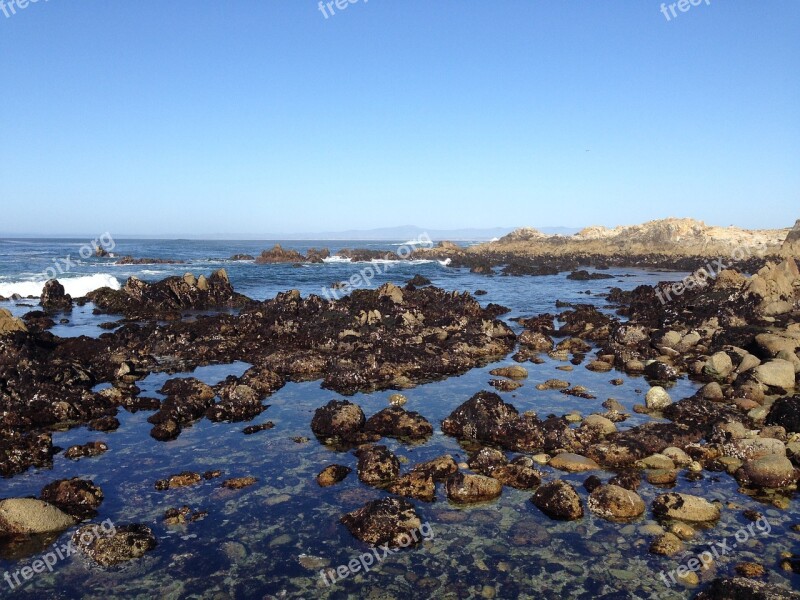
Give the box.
[340,497,424,547]
[387,472,436,502]
[410,455,459,482]
[64,441,108,460]
[530,480,583,520]
[694,577,800,599]
[765,396,800,433]
[364,406,433,440]
[40,478,103,520]
[354,444,400,486]
[40,280,72,312]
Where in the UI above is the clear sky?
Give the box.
[1,1,798,236]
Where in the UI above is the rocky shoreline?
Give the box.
[1,231,799,597]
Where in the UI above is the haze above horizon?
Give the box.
[1,2,798,236]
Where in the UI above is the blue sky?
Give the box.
[0,1,798,236]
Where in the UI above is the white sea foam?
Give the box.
[322,256,353,263]
[0,274,121,298]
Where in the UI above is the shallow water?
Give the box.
[1,239,798,599]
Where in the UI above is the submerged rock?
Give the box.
[340,497,423,548]
[317,465,352,487]
[73,523,157,566]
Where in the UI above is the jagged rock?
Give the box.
[0,308,27,334]
[0,498,77,535]
[154,472,202,491]
[445,472,502,504]
[317,465,352,487]
[40,280,73,311]
[530,480,583,520]
[64,441,108,460]
[340,497,423,548]
[255,244,306,264]
[221,476,258,490]
[766,396,800,432]
[490,464,542,489]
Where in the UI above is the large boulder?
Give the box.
[735,455,798,489]
[441,391,519,444]
[0,498,77,535]
[311,400,367,441]
[754,360,796,390]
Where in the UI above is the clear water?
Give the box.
[0,239,797,599]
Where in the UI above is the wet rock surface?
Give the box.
[530,480,583,521]
[340,497,423,547]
